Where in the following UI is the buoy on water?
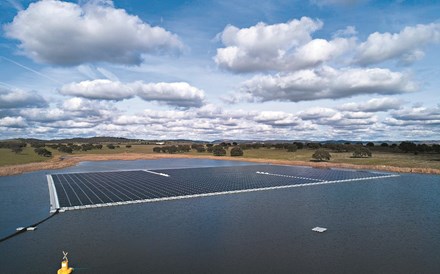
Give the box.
[57,251,74,274]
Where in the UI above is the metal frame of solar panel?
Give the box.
[47,164,398,212]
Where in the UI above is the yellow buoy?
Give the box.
[57,251,74,274]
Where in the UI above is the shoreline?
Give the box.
[1,153,440,176]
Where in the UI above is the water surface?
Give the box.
[0,159,439,273]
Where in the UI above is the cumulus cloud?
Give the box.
[338,97,403,112]
[134,82,206,108]
[59,80,206,108]
[60,80,135,100]
[215,17,352,72]
[355,23,440,65]
[391,105,440,122]
[21,97,115,124]
[298,107,337,120]
[229,66,415,103]
[0,88,47,108]
[0,116,27,128]
[254,111,301,127]
[4,0,183,66]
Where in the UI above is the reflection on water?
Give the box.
[0,159,439,273]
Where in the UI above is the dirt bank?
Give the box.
[0,153,439,177]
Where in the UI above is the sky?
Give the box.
[0,0,439,141]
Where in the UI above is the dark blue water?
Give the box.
[1,159,440,273]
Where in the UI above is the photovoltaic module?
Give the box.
[47,164,398,212]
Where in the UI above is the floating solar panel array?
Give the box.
[47,165,399,212]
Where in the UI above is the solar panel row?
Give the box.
[49,164,397,211]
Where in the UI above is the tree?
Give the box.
[11,146,23,154]
[153,147,162,153]
[293,142,304,149]
[107,144,116,149]
[30,142,45,148]
[380,143,389,147]
[212,145,226,156]
[399,141,417,153]
[366,142,375,147]
[287,144,297,152]
[81,143,94,151]
[34,148,52,157]
[230,147,244,157]
[312,149,331,161]
[352,147,372,158]
[196,146,206,153]
[126,145,132,148]
[307,142,321,149]
[58,146,73,154]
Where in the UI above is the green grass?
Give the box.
[189,148,440,169]
[241,148,440,169]
[0,147,51,166]
[1,144,440,170]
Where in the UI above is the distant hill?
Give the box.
[1,137,439,144]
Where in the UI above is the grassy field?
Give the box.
[0,147,51,166]
[1,144,440,170]
[189,147,440,170]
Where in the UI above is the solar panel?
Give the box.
[47,164,398,212]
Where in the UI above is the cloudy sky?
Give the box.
[0,0,439,141]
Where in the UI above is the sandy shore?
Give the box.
[0,153,439,177]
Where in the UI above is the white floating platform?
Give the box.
[312,227,327,233]
[16,227,25,231]
[26,227,37,231]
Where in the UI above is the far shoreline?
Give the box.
[1,153,440,177]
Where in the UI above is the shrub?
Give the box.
[287,144,297,152]
[58,146,73,154]
[34,148,52,157]
[107,144,116,149]
[312,149,331,161]
[212,145,226,156]
[352,147,372,158]
[230,147,244,157]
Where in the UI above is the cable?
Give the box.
[0,209,60,243]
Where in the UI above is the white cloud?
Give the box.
[299,107,337,120]
[254,111,301,127]
[134,82,206,108]
[215,17,335,72]
[333,26,357,38]
[0,116,27,128]
[59,80,206,108]
[0,88,47,109]
[20,108,69,122]
[391,105,440,122]
[4,0,183,66]
[338,97,403,112]
[230,66,416,103]
[355,22,440,65]
[60,80,135,100]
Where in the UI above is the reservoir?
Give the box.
[0,159,439,273]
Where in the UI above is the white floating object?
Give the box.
[312,227,327,233]
[16,227,25,231]
[26,227,37,231]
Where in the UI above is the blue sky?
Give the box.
[0,0,439,141]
